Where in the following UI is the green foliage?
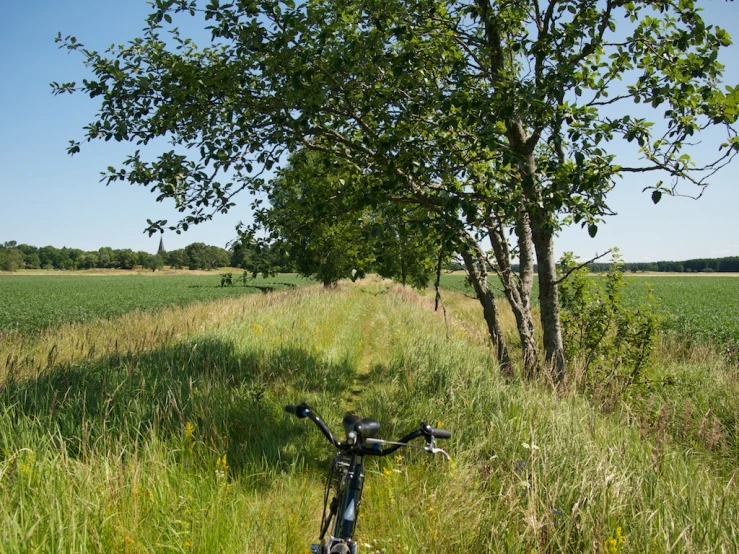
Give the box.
[559,254,660,397]
[372,219,446,289]
[260,149,444,288]
[0,241,236,271]
[0,274,310,334]
[53,0,737,245]
[182,242,230,270]
[220,272,233,287]
[146,252,165,272]
[0,247,24,272]
[261,150,376,286]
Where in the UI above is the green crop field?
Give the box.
[0,273,311,335]
[440,273,739,345]
[623,276,739,345]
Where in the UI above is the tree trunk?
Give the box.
[486,216,539,379]
[513,143,566,384]
[514,210,539,378]
[529,216,566,384]
[460,250,513,378]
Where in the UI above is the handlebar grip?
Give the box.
[285,403,309,418]
[430,428,451,439]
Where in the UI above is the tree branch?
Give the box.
[553,249,614,285]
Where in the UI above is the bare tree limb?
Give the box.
[553,249,614,285]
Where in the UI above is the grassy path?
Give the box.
[1,281,738,552]
[341,282,392,412]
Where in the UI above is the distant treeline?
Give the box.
[0,240,295,273]
[448,257,739,274]
[586,257,739,273]
[4,240,737,275]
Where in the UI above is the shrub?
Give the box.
[559,252,660,404]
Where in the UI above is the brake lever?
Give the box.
[362,438,452,461]
[424,436,451,461]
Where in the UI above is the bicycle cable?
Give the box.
[319,457,335,540]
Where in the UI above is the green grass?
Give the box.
[0,273,311,335]
[2,281,738,552]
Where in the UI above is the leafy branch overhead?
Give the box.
[54,0,738,234]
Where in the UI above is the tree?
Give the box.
[38,245,60,269]
[262,149,447,288]
[206,245,231,269]
[372,217,444,289]
[98,247,115,268]
[145,252,165,272]
[229,241,252,270]
[166,249,189,269]
[115,249,138,270]
[184,243,208,270]
[77,252,99,269]
[262,150,378,287]
[56,0,739,381]
[137,251,155,270]
[17,244,41,269]
[1,248,24,272]
[182,242,229,269]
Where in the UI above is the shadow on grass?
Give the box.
[186,282,301,292]
[1,338,356,481]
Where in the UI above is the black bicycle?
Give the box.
[284,402,451,554]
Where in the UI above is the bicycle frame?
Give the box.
[316,452,365,554]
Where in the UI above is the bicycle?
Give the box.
[284,402,451,554]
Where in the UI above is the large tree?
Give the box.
[56,0,738,381]
[262,149,377,287]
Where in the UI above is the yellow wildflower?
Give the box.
[184,422,196,452]
[605,527,625,554]
[216,453,229,479]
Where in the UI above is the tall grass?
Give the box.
[1,280,738,552]
[1,286,319,384]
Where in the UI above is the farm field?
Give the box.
[1,280,738,553]
[623,276,739,345]
[440,273,739,344]
[0,273,311,335]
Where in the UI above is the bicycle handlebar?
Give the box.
[285,403,343,449]
[285,403,450,456]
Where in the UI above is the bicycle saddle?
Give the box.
[342,413,380,438]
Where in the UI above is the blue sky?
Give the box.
[1,1,738,261]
